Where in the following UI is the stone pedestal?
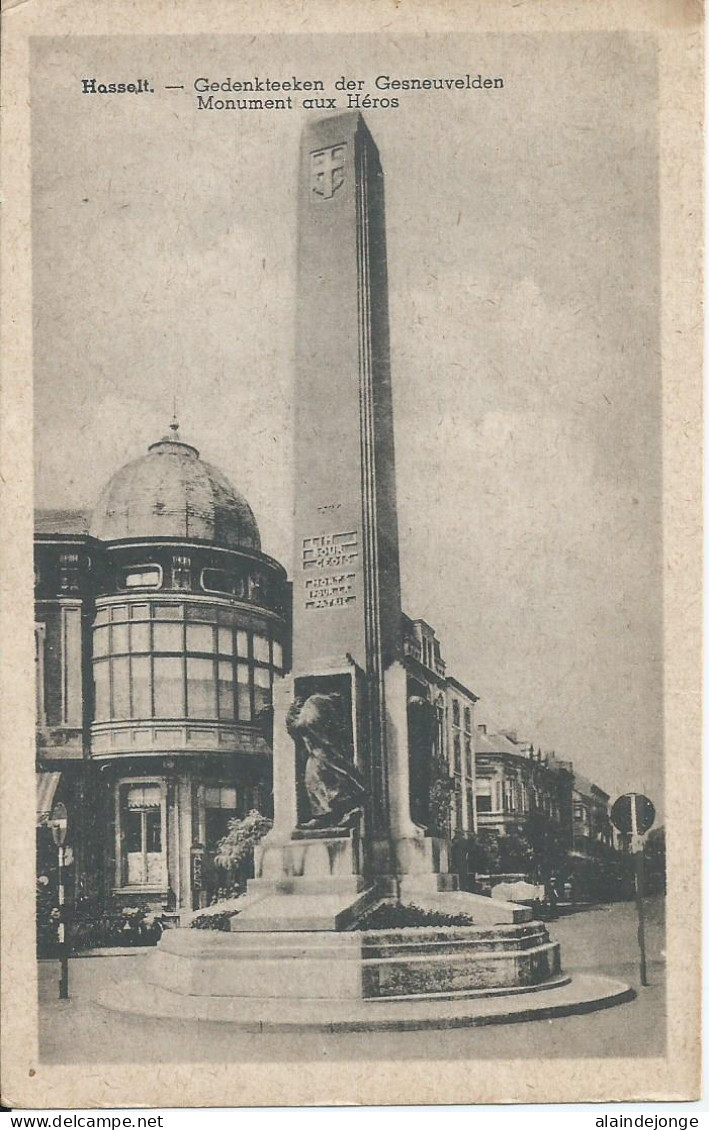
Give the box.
[150,920,561,1001]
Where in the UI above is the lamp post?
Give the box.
[49,802,69,1000]
[611,792,655,988]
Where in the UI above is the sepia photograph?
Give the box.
[1,2,701,1110]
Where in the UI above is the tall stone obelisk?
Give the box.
[293,113,403,849]
[234,112,503,930]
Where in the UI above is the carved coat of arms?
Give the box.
[310,144,346,200]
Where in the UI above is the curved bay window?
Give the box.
[93,601,284,725]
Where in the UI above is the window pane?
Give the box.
[205,786,237,810]
[236,630,249,658]
[130,604,150,620]
[253,634,270,663]
[112,657,130,719]
[154,656,185,717]
[272,641,283,670]
[146,809,162,851]
[93,626,109,657]
[153,604,182,620]
[131,655,152,718]
[124,810,142,853]
[205,809,233,851]
[221,786,237,809]
[130,621,151,652]
[454,734,462,772]
[125,568,161,589]
[465,738,473,778]
[172,556,191,589]
[94,660,110,722]
[126,784,161,809]
[111,605,128,621]
[94,608,109,626]
[217,627,234,655]
[202,568,232,594]
[187,656,217,718]
[236,663,252,721]
[186,623,215,653]
[153,622,183,652]
[254,665,271,712]
[111,623,129,654]
[218,660,234,719]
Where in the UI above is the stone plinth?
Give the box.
[148,919,560,1002]
[256,829,365,886]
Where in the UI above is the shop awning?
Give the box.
[37,771,61,825]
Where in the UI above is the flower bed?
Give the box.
[71,906,163,951]
[352,902,474,930]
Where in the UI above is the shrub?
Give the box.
[213,810,272,873]
[353,902,474,930]
[71,906,163,951]
[190,910,234,932]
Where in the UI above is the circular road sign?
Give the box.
[49,802,68,847]
[611,793,655,836]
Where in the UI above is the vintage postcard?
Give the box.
[0,0,702,1110]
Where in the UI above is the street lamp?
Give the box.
[49,802,69,1000]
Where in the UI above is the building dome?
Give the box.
[90,426,261,551]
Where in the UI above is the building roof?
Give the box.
[89,428,261,551]
[445,675,479,703]
[476,727,524,757]
[34,508,92,536]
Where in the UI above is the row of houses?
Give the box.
[401,615,621,894]
[35,427,623,924]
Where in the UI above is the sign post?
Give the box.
[49,802,69,1000]
[611,792,655,989]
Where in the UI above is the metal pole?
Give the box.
[631,794,648,987]
[57,844,69,1000]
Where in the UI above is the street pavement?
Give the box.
[37,897,665,1064]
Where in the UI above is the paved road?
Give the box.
[37,897,665,1064]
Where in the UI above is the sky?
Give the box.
[31,32,662,809]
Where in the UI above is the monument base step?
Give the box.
[148,920,561,1000]
[225,884,531,933]
[96,972,634,1031]
[229,885,379,932]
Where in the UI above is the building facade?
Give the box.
[445,678,478,838]
[36,427,290,921]
[473,727,574,880]
[400,615,479,885]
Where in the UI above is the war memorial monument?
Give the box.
[102,112,633,1029]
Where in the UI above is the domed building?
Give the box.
[34,424,290,925]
